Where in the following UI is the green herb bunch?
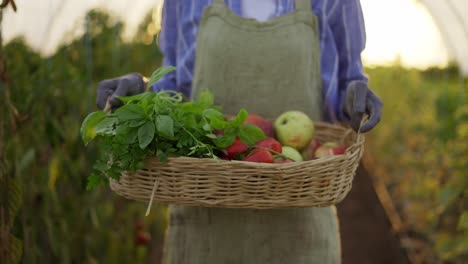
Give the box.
[80,67,265,190]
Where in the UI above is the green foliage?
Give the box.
[82,86,265,189]
[3,9,167,263]
[81,111,106,145]
[0,163,23,264]
[146,66,176,91]
[365,66,468,263]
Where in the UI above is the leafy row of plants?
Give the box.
[364,65,468,263]
[2,9,168,263]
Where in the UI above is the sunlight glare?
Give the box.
[360,0,449,68]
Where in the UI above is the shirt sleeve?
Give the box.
[329,0,368,122]
[151,0,178,92]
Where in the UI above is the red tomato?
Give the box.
[225,138,249,160]
[242,149,274,163]
[254,137,282,154]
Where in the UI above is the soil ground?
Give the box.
[337,164,410,264]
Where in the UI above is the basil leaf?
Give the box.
[204,108,228,129]
[203,123,211,131]
[115,124,132,137]
[156,115,174,137]
[146,66,176,90]
[80,111,106,145]
[210,118,228,130]
[117,92,154,104]
[205,133,217,139]
[238,124,266,145]
[138,122,155,149]
[95,117,118,135]
[115,125,140,145]
[231,108,248,127]
[198,89,214,107]
[128,119,146,128]
[121,129,138,144]
[203,108,224,120]
[216,132,236,148]
[114,104,145,121]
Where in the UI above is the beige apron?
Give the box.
[163,0,340,263]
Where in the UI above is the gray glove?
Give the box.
[96,73,146,110]
[344,80,383,133]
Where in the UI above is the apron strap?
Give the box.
[296,0,311,10]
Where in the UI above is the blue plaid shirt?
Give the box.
[153,0,367,122]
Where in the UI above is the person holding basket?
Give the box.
[96,0,382,263]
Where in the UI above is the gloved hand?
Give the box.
[343,80,383,133]
[96,73,146,110]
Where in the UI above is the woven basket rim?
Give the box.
[144,146,357,168]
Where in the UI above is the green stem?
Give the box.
[182,127,218,159]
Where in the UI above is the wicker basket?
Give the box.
[110,121,364,209]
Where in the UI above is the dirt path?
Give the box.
[337,165,410,264]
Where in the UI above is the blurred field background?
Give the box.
[365,65,467,263]
[1,2,467,264]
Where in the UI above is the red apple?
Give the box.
[314,142,346,158]
[302,139,321,160]
[244,114,275,137]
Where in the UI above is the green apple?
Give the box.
[281,146,303,162]
[274,111,314,150]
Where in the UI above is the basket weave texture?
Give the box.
[110,121,364,209]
